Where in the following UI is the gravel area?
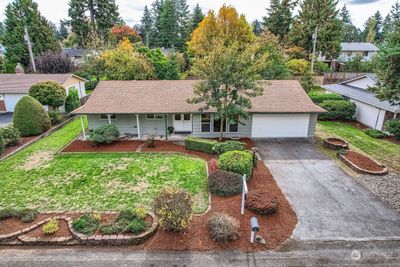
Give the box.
[353,172,400,213]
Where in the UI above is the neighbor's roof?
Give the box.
[62,48,87,58]
[0,74,86,94]
[341,42,379,52]
[73,80,325,114]
[322,83,400,113]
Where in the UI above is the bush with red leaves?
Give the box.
[245,191,279,215]
[208,170,242,196]
[209,158,218,173]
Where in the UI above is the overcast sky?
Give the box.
[0,0,397,29]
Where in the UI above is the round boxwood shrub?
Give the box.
[245,191,279,215]
[208,212,240,244]
[217,150,253,178]
[28,81,66,110]
[212,141,247,155]
[0,123,21,147]
[318,100,357,121]
[385,119,400,140]
[153,187,193,232]
[208,170,242,196]
[88,124,120,145]
[13,96,51,137]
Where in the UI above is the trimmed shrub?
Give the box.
[13,96,51,137]
[65,89,80,113]
[153,187,193,232]
[212,141,247,155]
[0,124,21,147]
[19,209,39,223]
[133,207,147,220]
[319,100,356,121]
[208,213,240,243]
[363,129,388,139]
[0,134,4,154]
[245,191,279,215]
[99,223,122,235]
[208,170,242,196]
[385,119,400,140]
[0,208,20,220]
[42,219,59,235]
[123,219,148,234]
[72,214,100,235]
[48,110,63,125]
[88,124,120,145]
[28,81,66,110]
[218,150,253,178]
[309,93,344,104]
[185,137,217,154]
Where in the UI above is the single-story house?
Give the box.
[322,74,399,131]
[0,74,87,113]
[339,42,379,62]
[72,80,325,139]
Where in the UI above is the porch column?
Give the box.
[80,115,86,140]
[164,114,168,140]
[107,114,111,125]
[394,113,398,119]
[136,114,141,140]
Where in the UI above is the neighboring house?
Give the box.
[72,80,325,139]
[339,42,379,62]
[0,74,87,113]
[322,74,399,131]
[62,48,87,65]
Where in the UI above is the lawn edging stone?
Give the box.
[68,211,158,246]
[337,152,388,176]
[323,138,349,150]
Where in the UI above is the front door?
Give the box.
[173,114,192,133]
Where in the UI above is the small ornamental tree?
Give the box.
[65,89,80,113]
[28,81,66,110]
[13,96,51,136]
[31,52,74,74]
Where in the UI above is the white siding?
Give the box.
[251,114,310,138]
[351,100,386,130]
[3,94,25,112]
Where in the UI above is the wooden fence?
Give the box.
[323,72,366,85]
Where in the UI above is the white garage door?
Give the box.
[251,114,310,138]
[4,94,25,112]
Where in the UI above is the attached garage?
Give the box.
[3,94,24,112]
[251,114,311,138]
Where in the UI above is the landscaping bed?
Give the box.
[323,138,348,150]
[61,140,142,153]
[0,136,38,159]
[338,151,388,175]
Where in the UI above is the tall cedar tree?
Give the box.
[151,0,164,47]
[369,28,400,106]
[339,4,361,42]
[158,0,179,48]
[175,0,190,50]
[252,20,263,36]
[382,1,400,40]
[362,12,383,43]
[3,0,60,67]
[140,5,153,46]
[190,3,204,33]
[68,0,120,47]
[58,20,69,40]
[263,0,297,43]
[289,0,342,59]
[188,5,255,56]
[188,39,264,140]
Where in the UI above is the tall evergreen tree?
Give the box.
[391,1,400,26]
[59,20,69,40]
[190,3,204,32]
[0,22,5,43]
[289,0,342,59]
[140,5,153,47]
[339,4,361,42]
[68,0,120,47]
[252,20,263,36]
[339,4,351,23]
[174,0,190,50]
[158,0,179,48]
[3,0,60,67]
[151,0,165,46]
[263,0,297,43]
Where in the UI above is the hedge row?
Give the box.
[184,137,217,154]
[309,93,344,104]
[318,100,357,121]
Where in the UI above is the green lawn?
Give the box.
[0,118,208,213]
[316,121,400,172]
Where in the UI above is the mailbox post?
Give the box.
[250,217,260,243]
[241,174,248,215]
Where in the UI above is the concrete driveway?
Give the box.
[0,113,13,128]
[256,140,400,242]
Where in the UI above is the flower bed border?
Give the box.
[337,152,388,175]
[323,138,349,150]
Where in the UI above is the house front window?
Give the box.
[201,114,211,132]
[213,117,227,133]
[146,114,163,119]
[100,114,117,120]
[229,116,239,133]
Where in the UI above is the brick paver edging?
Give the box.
[68,211,158,245]
[338,152,388,175]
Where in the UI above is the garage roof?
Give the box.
[0,74,86,94]
[73,80,325,114]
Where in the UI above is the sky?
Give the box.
[0,0,397,29]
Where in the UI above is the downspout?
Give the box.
[374,109,382,130]
[80,115,86,140]
[136,114,141,140]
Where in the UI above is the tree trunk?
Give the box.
[219,118,224,142]
[88,0,96,24]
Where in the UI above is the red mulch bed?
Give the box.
[61,140,142,153]
[0,214,53,235]
[343,151,385,172]
[25,219,72,239]
[0,136,38,159]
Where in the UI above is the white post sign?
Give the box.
[241,174,248,215]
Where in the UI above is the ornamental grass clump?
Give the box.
[153,187,193,232]
[208,212,240,244]
[42,219,59,235]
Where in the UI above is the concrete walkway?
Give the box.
[255,140,400,242]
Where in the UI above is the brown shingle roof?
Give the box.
[0,74,84,94]
[73,80,325,114]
